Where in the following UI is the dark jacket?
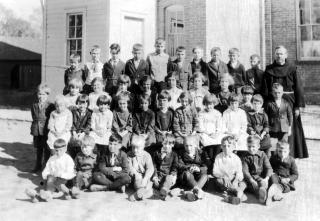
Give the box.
[133,109,155,135]
[270,154,298,183]
[173,106,199,136]
[190,59,208,88]
[155,108,174,143]
[247,109,269,135]
[30,101,55,136]
[245,67,264,94]
[102,59,125,93]
[207,60,228,94]
[227,61,246,88]
[125,58,150,85]
[167,59,192,90]
[98,150,130,175]
[71,108,92,134]
[177,149,207,174]
[153,150,178,178]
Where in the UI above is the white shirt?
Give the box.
[90,109,113,145]
[212,152,243,181]
[222,108,247,136]
[84,61,103,85]
[42,153,75,180]
[88,92,110,111]
[167,87,183,110]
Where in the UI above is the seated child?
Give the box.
[242,135,273,204]
[83,45,103,95]
[30,84,55,172]
[173,91,199,148]
[90,95,113,157]
[25,139,76,202]
[102,43,125,94]
[177,135,207,200]
[110,74,133,111]
[69,94,92,159]
[90,134,131,192]
[63,54,85,95]
[239,85,254,113]
[127,135,154,201]
[212,136,246,204]
[154,90,174,144]
[112,92,133,149]
[245,54,264,94]
[222,93,248,151]
[227,48,246,94]
[88,77,110,111]
[165,72,183,110]
[265,83,293,142]
[133,94,156,147]
[189,72,210,112]
[267,141,298,205]
[134,75,158,112]
[215,73,234,114]
[190,46,208,89]
[152,133,178,200]
[47,95,72,152]
[73,136,97,194]
[247,94,272,158]
[64,78,82,109]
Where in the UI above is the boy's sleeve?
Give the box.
[262,153,273,178]
[84,111,92,134]
[112,112,120,133]
[120,152,130,174]
[289,157,299,182]
[263,113,269,133]
[287,102,293,127]
[176,155,189,171]
[242,158,254,183]
[147,111,155,133]
[247,115,255,135]
[145,59,151,77]
[173,111,181,136]
[170,152,178,176]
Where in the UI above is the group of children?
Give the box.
[25,38,298,206]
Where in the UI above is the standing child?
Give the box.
[64,78,82,109]
[83,45,103,94]
[173,92,199,148]
[245,54,264,94]
[165,72,183,110]
[227,48,246,94]
[90,134,131,192]
[215,73,234,114]
[167,46,192,91]
[102,43,125,94]
[88,77,110,111]
[127,135,155,201]
[125,43,150,93]
[110,74,133,111]
[63,54,85,95]
[189,72,210,112]
[207,47,228,94]
[47,95,72,152]
[146,38,170,92]
[30,84,55,172]
[239,85,254,113]
[134,75,157,112]
[190,46,208,89]
[112,92,133,149]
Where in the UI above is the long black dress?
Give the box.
[262,60,308,159]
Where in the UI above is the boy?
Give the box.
[245,54,264,94]
[102,43,125,94]
[239,85,254,113]
[125,43,150,93]
[25,139,76,202]
[227,48,246,94]
[167,46,192,91]
[90,134,131,192]
[146,38,170,92]
[242,135,273,204]
[63,54,85,95]
[212,136,246,204]
[127,135,154,201]
[267,141,298,205]
[190,46,208,89]
[189,72,210,112]
[152,133,178,200]
[265,83,293,142]
[177,135,207,200]
[30,84,55,172]
[247,94,272,158]
[207,47,228,94]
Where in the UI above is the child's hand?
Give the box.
[152,176,160,187]
[251,179,259,191]
[250,131,255,135]
[280,177,290,184]
[141,178,148,187]
[113,166,122,172]
[261,177,269,187]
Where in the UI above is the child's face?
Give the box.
[229,53,239,63]
[211,50,221,62]
[193,49,203,61]
[161,140,174,154]
[110,49,120,60]
[167,76,177,88]
[176,50,186,61]
[250,57,260,67]
[275,48,287,64]
[242,93,253,103]
[142,81,151,92]
[193,77,202,89]
[55,147,66,157]
[56,101,67,113]
[252,101,263,112]
[70,59,79,69]
[132,142,144,156]
[205,103,215,112]
[81,145,94,156]
[220,79,229,91]
[69,85,80,96]
[109,141,121,154]
[158,98,168,110]
[184,139,197,156]
[247,142,259,155]
[91,49,101,62]
[140,99,149,111]
[222,140,234,156]
[118,99,128,111]
[78,101,88,112]
[180,97,190,108]
[37,92,48,103]
[98,103,110,112]
[230,101,239,111]
[272,88,283,100]
[92,81,103,93]
[118,82,128,92]
[132,49,143,60]
[277,146,289,159]
[155,42,165,54]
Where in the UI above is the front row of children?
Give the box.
[26,132,298,206]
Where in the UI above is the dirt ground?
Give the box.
[1,113,320,221]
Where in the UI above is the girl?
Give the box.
[110,75,133,111]
[88,77,110,111]
[165,72,183,111]
[64,78,83,109]
[215,73,234,114]
[189,72,210,112]
[134,75,157,112]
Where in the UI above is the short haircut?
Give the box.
[178,91,193,104]
[97,94,111,106]
[81,135,95,147]
[176,46,186,52]
[76,94,89,104]
[132,43,143,51]
[54,138,67,149]
[117,74,131,87]
[37,84,51,95]
[90,45,101,53]
[252,94,264,104]
[275,45,287,54]
[272,83,283,91]
[163,133,175,144]
[229,47,240,55]
[210,47,221,55]
[116,91,131,102]
[228,93,241,102]
[165,72,178,82]
[250,54,261,63]
[192,46,203,53]
[68,78,83,90]
[192,72,205,82]
[219,73,234,85]
[70,54,81,62]
[139,94,151,105]
[155,38,166,45]
[241,85,254,95]
[139,75,153,87]
[184,135,199,147]
[203,94,218,106]
[131,135,146,148]
[276,141,290,150]
[110,43,121,53]
[157,90,171,101]
[109,133,123,144]
[54,95,68,106]
[247,135,261,145]
[221,135,236,145]
[91,77,104,87]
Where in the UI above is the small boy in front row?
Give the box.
[242,135,273,205]
[152,133,178,200]
[25,139,76,203]
[212,136,247,204]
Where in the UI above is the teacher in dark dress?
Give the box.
[262,45,308,159]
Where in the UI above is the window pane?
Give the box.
[301,26,312,40]
[69,27,75,38]
[312,8,320,23]
[300,0,311,24]
[70,40,76,51]
[76,27,82,38]
[77,39,82,50]
[76,15,82,26]
[312,25,320,39]
[69,15,75,27]
[312,0,320,7]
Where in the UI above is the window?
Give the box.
[66,13,83,64]
[298,0,320,60]
[165,5,185,56]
